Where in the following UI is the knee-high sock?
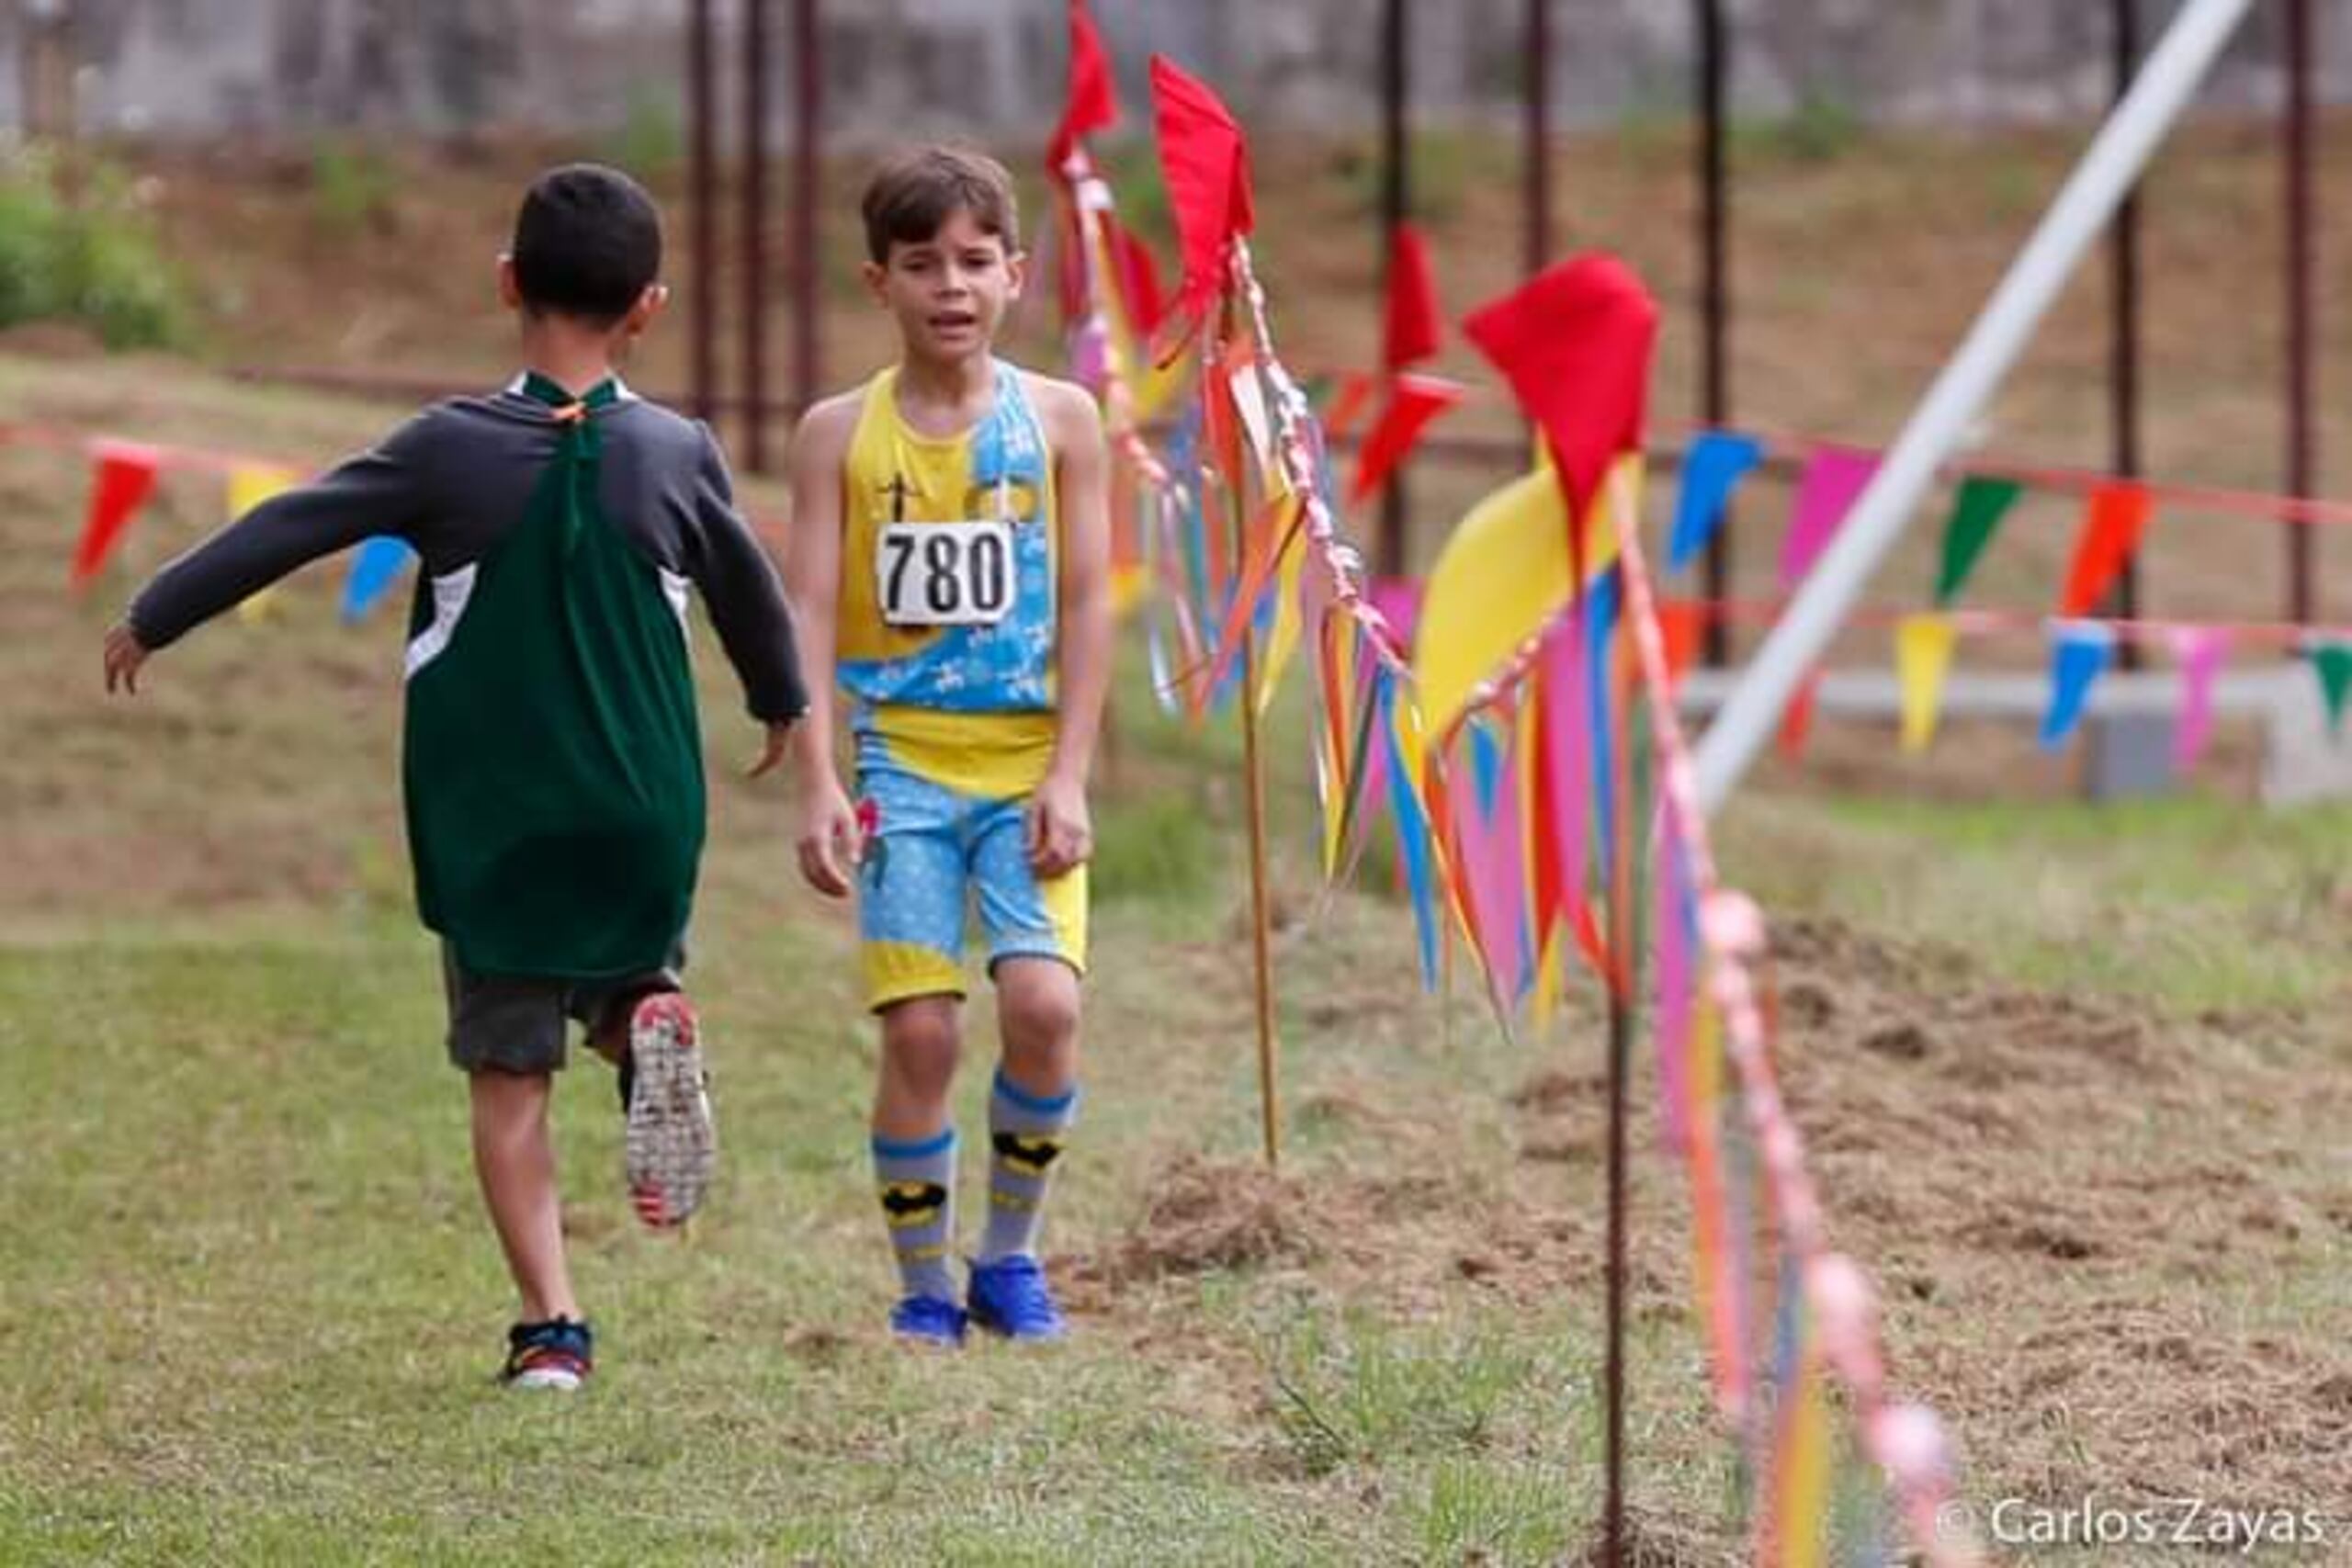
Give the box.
[978,1068,1076,1265]
[873,1127,957,1303]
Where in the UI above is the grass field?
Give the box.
[4,352,2349,1565]
[4,112,2350,1563]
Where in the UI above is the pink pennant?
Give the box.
[1366,576,1423,654]
[1779,445,1879,591]
[1452,728,1528,1006]
[1347,585,1419,848]
[2167,626,2231,775]
[1540,620,1592,947]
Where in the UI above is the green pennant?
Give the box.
[1934,475,2023,606]
[2312,641,2352,734]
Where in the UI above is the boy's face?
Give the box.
[864,207,1023,366]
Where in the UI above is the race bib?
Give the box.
[876,520,1016,627]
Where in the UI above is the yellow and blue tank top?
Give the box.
[838,360,1059,795]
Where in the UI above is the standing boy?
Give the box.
[103,164,806,1389]
[786,147,1111,1346]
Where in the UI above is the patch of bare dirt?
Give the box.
[1072,912,2352,1524]
[1064,1154,1320,1301]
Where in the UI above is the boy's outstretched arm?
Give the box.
[102,416,436,694]
[683,424,808,773]
[1031,379,1113,879]
[783,396,862,898]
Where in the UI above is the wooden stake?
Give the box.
[1601,623,1640,1567]
[1240,620,1282,1169]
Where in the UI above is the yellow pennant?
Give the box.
[1894,612,1959,752]
[1090,223,1189,424]
[1317,615,1358,878]
[227,464,299,624]
[1412,453,1633,745]
[1254,522,1307,715]
[1774,1338,1835,1568]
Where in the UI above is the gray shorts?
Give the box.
[441,945,684,1075]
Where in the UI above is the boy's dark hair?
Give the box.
[861,147,1021,265]
[510,164,663,325]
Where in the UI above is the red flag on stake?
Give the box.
[1148,54,1255,355]
[1350,373,1467,504]
[2059,481,2154,617]
[72,441,162,588]
[1382,220,1443,370]
[1105,215,1168,339]
[1462,254,1657,528]
[1048,0,1119,171]
[1322,371,1380,446]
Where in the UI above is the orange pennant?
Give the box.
[2059,481,2154,617]
[1657,599,1703,691]
[1777,668,1821,761]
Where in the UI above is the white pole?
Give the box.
[1692,0,2256,816]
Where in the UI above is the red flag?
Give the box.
[1349,373,1467,504]
[1149,54,1255,352]
[1382,221,1443,370]
[1322,371,1379,446]
[1048,0,1120,172]
[72,442,162,588]
[1462,254,1657,525]
[2059,481,2154,617]
[1106,214,1167,339]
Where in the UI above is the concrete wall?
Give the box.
[5,0,2349,142]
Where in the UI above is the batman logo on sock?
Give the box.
[879,1180,947,1228]
[992,1133,1064,1177]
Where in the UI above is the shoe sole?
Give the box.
[506,1365,585,1392]
[624,993,715,1228]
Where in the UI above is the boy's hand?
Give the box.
[795,773,865,898]
[102,623,150,694]
[746,719,796,779]
[1027,769,1092,879]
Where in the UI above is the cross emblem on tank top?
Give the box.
[884,473,912,523]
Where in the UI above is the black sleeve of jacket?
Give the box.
[127,413,436,649]
[684,423,808,725]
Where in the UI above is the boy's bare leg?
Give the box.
[469,1068,580,1323]
[978,958,1081,1268]
[875,996,962,1138]
[871,997,963,1311]
[993,958,1080,1100]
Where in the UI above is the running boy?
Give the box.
[102,164,807,1390]
[785,147,1111,1346]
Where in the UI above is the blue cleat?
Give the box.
[967,1255,1068,1342]
[889,1294,969,1348]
